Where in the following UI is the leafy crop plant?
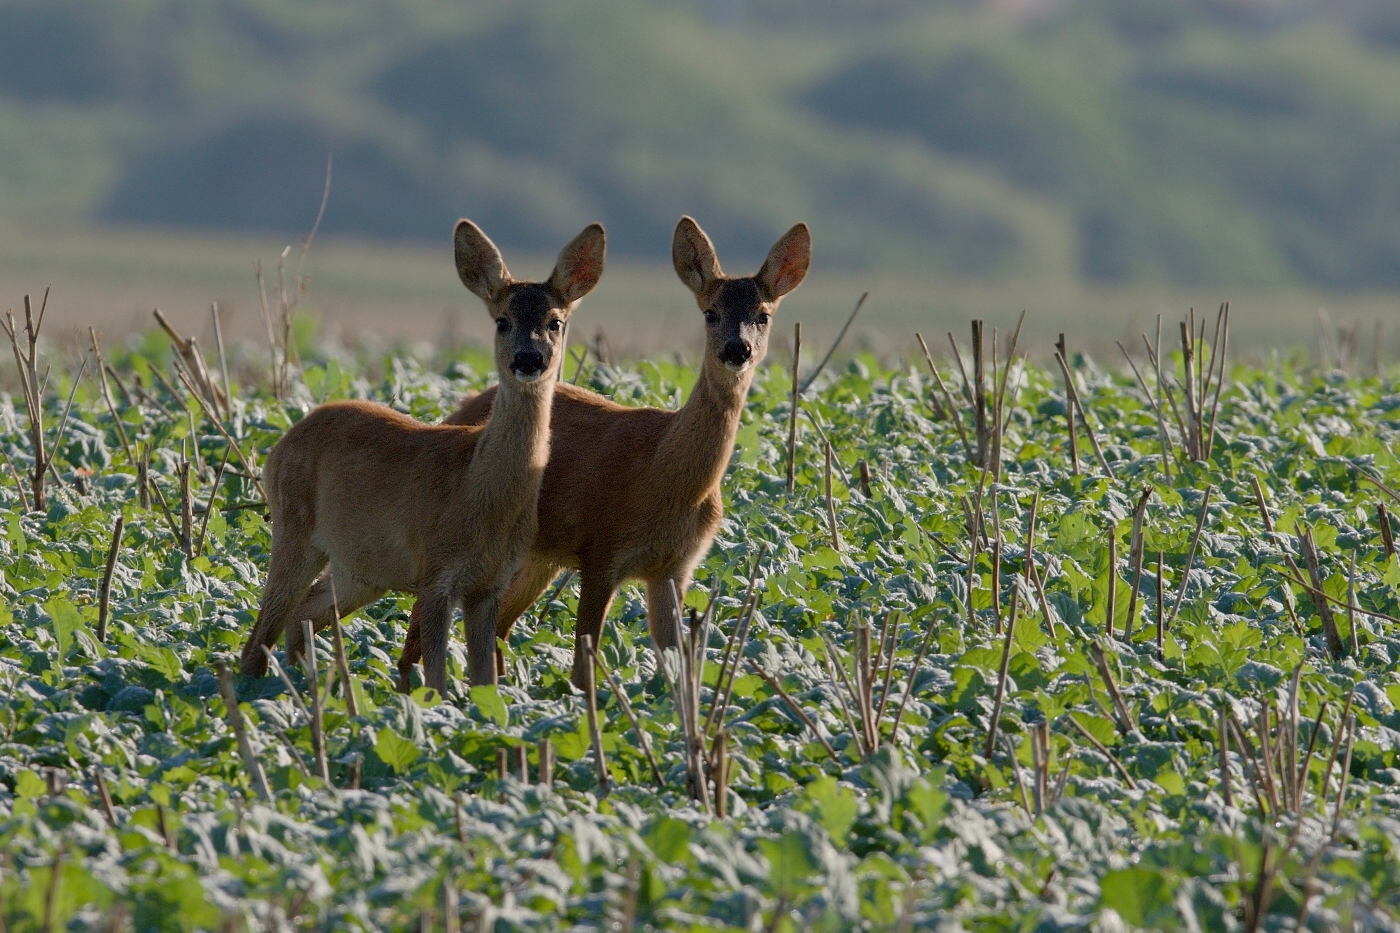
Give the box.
[1,307,1399,930]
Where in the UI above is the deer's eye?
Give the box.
[495,318,510,333]
[548,319,564,333]
[704,310,718,325]
[756,313,771,327]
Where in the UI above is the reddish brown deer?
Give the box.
[238,219,606,694]
[396,216,809,690]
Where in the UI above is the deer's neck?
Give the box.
[466,376,553,516]
[655,356,753,504]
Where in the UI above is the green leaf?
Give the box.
[7,511,25,555]
[45,597,86,663]
[801,776,858,842]
[758,830,818,898]
[470,685,509,728]
[375,727,421,775]
[1100,866,1178,926]
[645,817,692,864]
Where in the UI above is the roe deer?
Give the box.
[396,216,809,690]
[237,219,606,694]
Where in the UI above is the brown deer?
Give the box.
[238,219,606,694]
[396,216,809,691]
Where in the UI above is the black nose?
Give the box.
[512,349,545,375]
[720,339,752,366]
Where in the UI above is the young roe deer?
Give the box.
[238,219,606,694]
[397,216,810,690]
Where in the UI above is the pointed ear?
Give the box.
[454,219,511,302]
[755,223,811,301]
[547,223,606,305]
[672,216,722,296]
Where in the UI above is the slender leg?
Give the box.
[398,558,562,693]
[239,535,327,677]
[417,588,456,698]
[496,559,564,640]
[645,571,692,653]
[286,569,383,663]
[571,573,617,690]
[463,592,502,688]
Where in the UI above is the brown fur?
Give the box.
[238,220,605,694]
[398,216,810,690]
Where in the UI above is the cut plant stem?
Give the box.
[1298,525,1346,659]
[1104,528,1117,638]
[801,292,865,394]
[786,322,801,494]
[96,514,123,643]
[589,641,664,786]
[750,664,840,764]
[1155,552,1165,660]
[1167,485,1212,629]
[890,614,939,744]
[537,738,554,786]
[327,577,358,717]
[298,620,331,783]
[1065,713,1137,790]
[1055,333,1080,475]
[215,662,271,802]
[1123,487,1151,640]
[824,439,841,551]
[580,634,611,798]
[1053,349,1114,478]
[916,332,974,461]
[1378,502,1396,559]
[983,585,1021,759]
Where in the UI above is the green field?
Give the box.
[1,311,1399,929]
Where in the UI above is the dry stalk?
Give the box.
[580,634,611,798]
[96,514,124,643]
[298,620,331,783]
[750,663,840,764]
[824,439,841,551]
[588,641,663,785]
[801,293,866,394]
[327,577,358,717]
[916,333,974,459]
[1064,713,1137,789]
[1167,485,1212,629]
[983,585,1022,759]
[1105,527,1117,639]
[890,614,939,744]
[786,322,801,494]
[1123,489,1151,639]
[1055,334,1080,474]
[1090,642,1136,739]
[1053,349,1114,478]
[215,662,271,802]
[1297,526,1346,659]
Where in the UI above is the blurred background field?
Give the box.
[2,0,1399,358]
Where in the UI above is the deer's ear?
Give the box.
[547,223,606,305]
[454,219,511,303]
[755,223,811,301]
[672,216,722,296]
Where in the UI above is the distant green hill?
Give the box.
[4,0,1400,287]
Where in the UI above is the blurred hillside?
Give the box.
[5,0,1400,288]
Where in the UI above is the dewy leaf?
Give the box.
[470,685,509,728]
[375,727,420,775]
[7,511,25,556]
[44,597,86,663]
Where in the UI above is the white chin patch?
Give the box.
[723,360,749,372]
[512,369,545,384]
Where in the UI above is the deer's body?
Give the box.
[399,216,810,690]
[239,220,605,694]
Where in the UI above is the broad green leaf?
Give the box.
[470,685,508,727]
[45,597,86,662]
[375,727,420,775]
[801,776,858,842]
[645,817,692,864]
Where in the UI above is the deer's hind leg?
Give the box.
[240,532,328,677]
[285,568,384,664]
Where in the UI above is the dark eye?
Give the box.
[495,318,510,333]
[548,319,564,333]
[756,313,771,327]
[704,310,718,325]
